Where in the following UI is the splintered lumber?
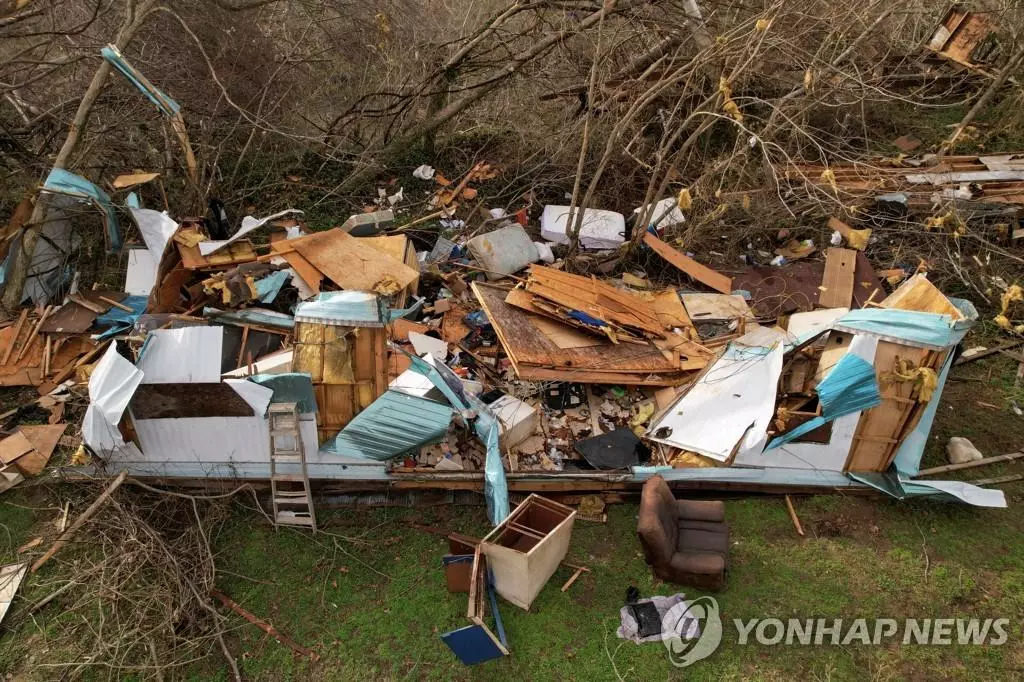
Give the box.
[819,248,857,308]
[32,471,128,573]
[15,305,53,363]
[643,232,733,294]
[1,309,29,365]
[472,282,704,386]
[522,265,667,337]
[211,590,319,660]
[954,340,1024,366]
[915,451,1024,477]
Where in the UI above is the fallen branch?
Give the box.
[211,589,320,661]
[32,470,128,572]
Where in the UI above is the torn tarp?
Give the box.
[766,351,881,449]
[94,295,148,340]
[42,168,120,251]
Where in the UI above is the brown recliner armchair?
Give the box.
[636,475,729,591]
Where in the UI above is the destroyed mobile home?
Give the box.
[1,155,1013,515]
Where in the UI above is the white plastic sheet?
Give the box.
[199,208,303,256]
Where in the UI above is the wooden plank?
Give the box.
[844,343,930,472]
[290,229,418,292]
[270,241,323,293]
[642,232,732,294]
[916,450,1024,477]
[880,274,963,319]
[954,340,1024,365]
[524,266,665,336]
[0,432,34,465]
[819,247,857,308]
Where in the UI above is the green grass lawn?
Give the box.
[2,341,1024,680]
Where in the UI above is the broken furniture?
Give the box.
[269,402,317,532]
[441,546,509,665]
[636,475,728,591]
[480,494,576,610]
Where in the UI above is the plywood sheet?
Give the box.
[819,248,857,308]
[131,383,256,419]
[681,293,752,321]
[473,282,689,377]
[880,274,963,319]
[529,316,604,349]
[291,229,417,292]
[643,232,732,294]
[0,432,33,466]
[271,241,323,293]
[845,342,930,472]
[40,291,128,334]
[12,424,66,476]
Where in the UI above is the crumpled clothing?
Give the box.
[616,593,701,644]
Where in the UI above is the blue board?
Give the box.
[441,624,505,665]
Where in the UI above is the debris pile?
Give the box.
[1,147,1019,517]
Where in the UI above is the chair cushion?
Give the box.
[677,525,729,557]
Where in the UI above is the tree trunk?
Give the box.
[2,0,158,309]
[940,43,1024,155]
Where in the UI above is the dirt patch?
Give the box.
[808,498,887,547]
[570,577,596,608]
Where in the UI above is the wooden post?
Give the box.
[785,495,804,536]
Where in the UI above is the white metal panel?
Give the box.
[125,248,158,296]
[131,412,319,466]
[647,343,784,461]
[222,349,293,377]
[137,327,223,384]
[225,379,273,415]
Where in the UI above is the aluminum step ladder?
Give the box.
[268,402,316,533]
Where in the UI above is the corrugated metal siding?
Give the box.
[323,390,452,460]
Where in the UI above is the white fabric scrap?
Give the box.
[617,594,701,644]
